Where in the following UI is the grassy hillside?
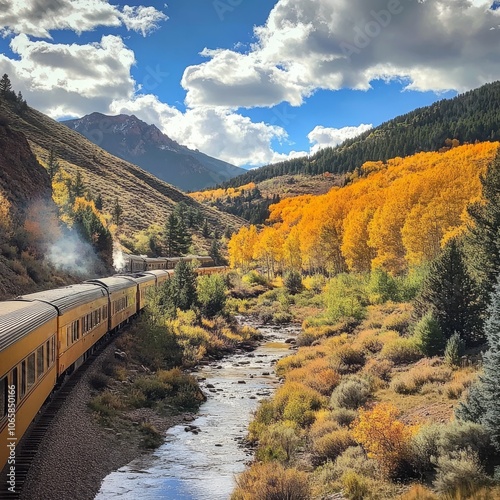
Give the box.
[221,81,500,188]
[0,99,245,241]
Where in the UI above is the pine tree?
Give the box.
[415,312,446,356]
[464,150,500,306]
[456,279,500,451]
[94,193,103,211]
[0,74,12,96]
[413,239,483,346]
[112,198,123,226]
[71,170,85,201]
[172,259,197,311]
[209,238,222,265]
[177,216,191,255]
[202,218,210,238]
[165,212,181,257]
[47,148,60,181]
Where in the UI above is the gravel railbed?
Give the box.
[17,340,184,500]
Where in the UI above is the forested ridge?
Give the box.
[221,81,500,188]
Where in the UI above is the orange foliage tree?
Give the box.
[351,402,418,476]
[228,142,499,275]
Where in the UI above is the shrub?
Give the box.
[89,373,110,390]
[351,403,416,477]
[274,382,326,427]
[330,376,372,410]
[437,421,494,463]
[341,471,370,500]
[414,312,445,356]
[140,422,163,449]
[324,273,367,323]
[256,422,301,463]
[399,484,438,500]
[363,359,393,383]
[287,359,341,396]
[410,424,442,479]
[381,338,423,365]
[232,462,310,500]
[284,270,303,294]
[197,274,227,318]
[434,451,493,497]
[330,408,358,427]
[311,428,356,465]
[330,345,366,374]
[334,445,379,479]
[302,274,326,293]
[444,332,465,367]
[242,271,268,286]
[391,363,452,395]
[272,311,293,324]
[88,391,123,418]
[368,268,400,304]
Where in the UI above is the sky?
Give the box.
[0,0,499,168]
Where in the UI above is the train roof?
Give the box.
[19,284,107,314]
[86,276,137,293]
[144,269,171,278]
[0,300,58,351]
[114,273,156,285]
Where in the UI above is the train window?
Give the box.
[51,337,55,364]
[27,353,35,390]
[37,346,44,379]
[46,340,50,368]
[0,377,7,418]
[20,361,26,399]
[72,320,80,342]
[11,368,18,404]
[103,305,108,320]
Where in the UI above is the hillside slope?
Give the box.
[0,100,244,240]
[221,81,500,188]
[62,113,245,191]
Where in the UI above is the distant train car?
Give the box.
[123,254,214,273]
[115,273,156,311]
[144,269,172,287]
[20,285,109,375]
[0,301,58,470]
[86,277,137,331]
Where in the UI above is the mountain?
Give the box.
[220,80,500,189]
[61,113,245,191]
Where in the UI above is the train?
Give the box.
[123,254,215,273]
[0,255,225,472]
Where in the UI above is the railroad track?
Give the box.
[0,332,119,499]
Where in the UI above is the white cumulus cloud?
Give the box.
[181,0,500,108]
[308,124,373,154]
[0,0,167,38]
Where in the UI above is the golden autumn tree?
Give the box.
[351,403,418,476]
[228,225,259,270]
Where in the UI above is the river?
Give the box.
[95,320,299,500]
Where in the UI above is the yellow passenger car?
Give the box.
[21,285,109,376]
[116,274,156,311]
[87,277,137,330]
[145,269,172,287]
[0,301,58,472]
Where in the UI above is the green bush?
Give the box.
[381,338,423,365]
[414,312,445,356]
[197,274,227,318]
[330,376,372,410]
[368,268,400,304]
[330,346,366,374]
[330,408,358,427]
[410,424,442,478]
[444,332,465,367]
[284,270,303,295]
[324,274,367,323]
[256,422,301,463]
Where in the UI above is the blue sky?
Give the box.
[0,0,498,167]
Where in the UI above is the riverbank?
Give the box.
[18,339,192,500]
[15,316,285,500]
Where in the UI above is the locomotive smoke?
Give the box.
[113,243,126,272]
[47,231,95,274]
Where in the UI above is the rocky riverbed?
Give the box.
[95,320,300,500]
